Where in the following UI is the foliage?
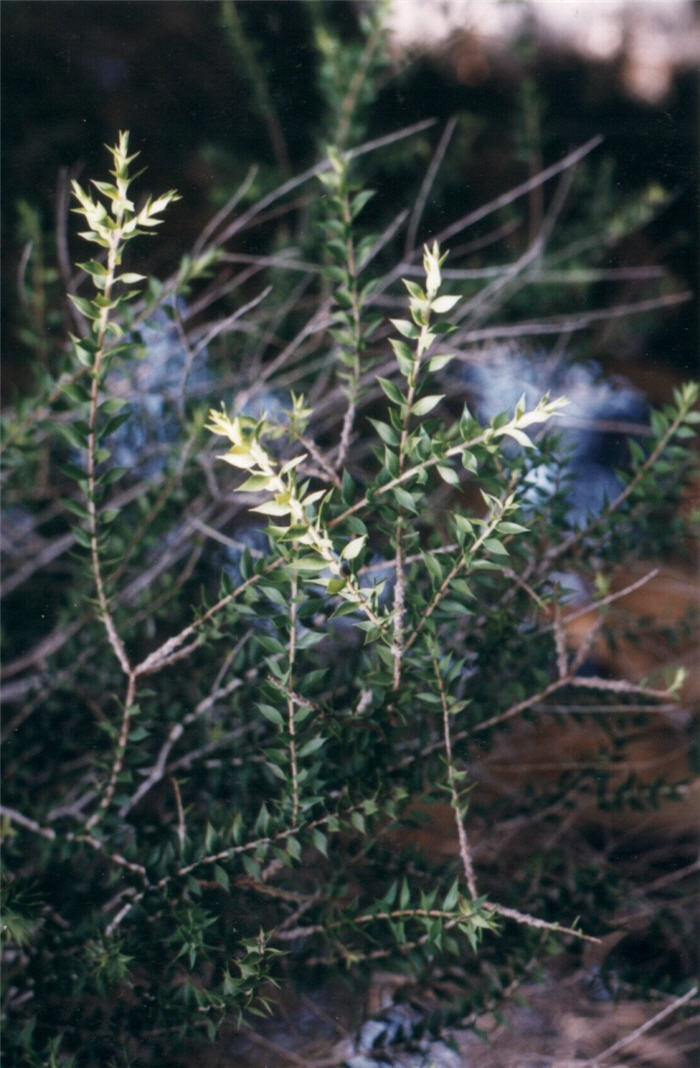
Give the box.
[1,98,697,1068]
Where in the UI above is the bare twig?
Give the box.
[335,8,386,149]
[457,164,577,329]
[435,135,603,247]
[562,568,659,626]
[119,637,253,817]
[105,891,146,938]
[207,118,436,252]
[72,831,147,878]
[474,671,678,737]
[170,777,185,857]
[405,115,458,254]
[0,805,56,840]
[580,985,697,1066]
[191,164,258,256]
[484,900,599,943]
[553,606,569,680]
[456,289,691,345]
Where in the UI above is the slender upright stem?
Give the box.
[432,655,478,899]
[391,318,431,690]
[287,564,300,824]
[86,228,130,676]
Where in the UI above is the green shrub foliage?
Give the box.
[2,127,697,1065]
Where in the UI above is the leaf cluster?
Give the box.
[2,124,697,1067]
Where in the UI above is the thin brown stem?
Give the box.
[432,655,478,898]
[170,777,186,857]
[405,495,509,655]
[86,672,136,829]
[287,563,300,825]
[0,805,57,840]
[85,229,130,677]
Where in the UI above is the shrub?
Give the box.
[1,128,697,1066]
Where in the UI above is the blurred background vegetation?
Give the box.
[2,0,697,398]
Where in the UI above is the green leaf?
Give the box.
[461,451,478,474]
[117,272,146,285]
[350,811,366,834]
[341,535,367,561]
[389,337,413,362]
[483,538,509,556]
[382,880,398,907]
[312,829,328,857]
[323,264,347,284]
[389,318,420,340]
[350,189,375,218]
[341,469,355,503]
[100,466,129,486]
[265,761,287,781]
[258,703,284,729]
[453,514,474,536]
[411,394,443,417]
[100,412,131,438]
[297,735,325,758]
[377,376,404,406]
[389,338,414,377]
[62,497,90,521]
[439,598,473,615]
[392,486,418,512]
[77,258,108,278]
[213,865,230,891]
[90,179,119,199]
[237,474,274,492]
[427,353,456,372]
[442,878,459,911]
[93,294,119,311]
[56,421,88,450]
[368,419,398,446]
[73,342,95,368]
[59,460,89,484]
[72,527,92,549]
[252,500,291,517]
[436,463,460,486]
[242,855,261,879]
[297,667,327,693]
[426,553,447,587]
[293,556,328,573]
[257,634,285,655]
[335,287,355,310]
[430,294,460,314]
[403,279,425,301]
[499,426,534,448]
[60,382,91,408]
[99,397,128,414]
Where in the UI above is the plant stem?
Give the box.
[85,227,131,677]
[287,562,300,824]
[432,654,478,898]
